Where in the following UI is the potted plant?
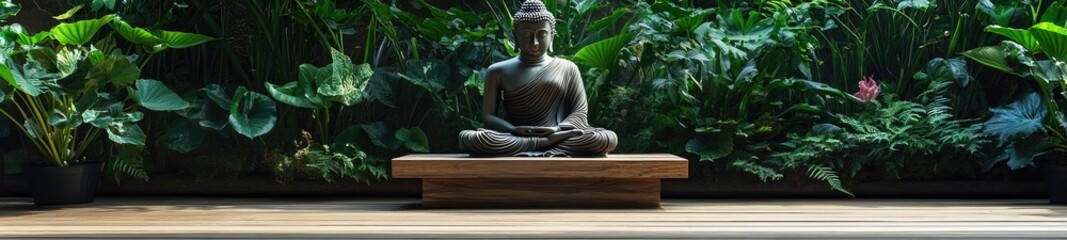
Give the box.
[963,19,1067,204]
[0,13,210,205]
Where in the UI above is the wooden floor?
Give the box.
[0,198,1065,239]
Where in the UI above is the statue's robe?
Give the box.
[459,58,617,157]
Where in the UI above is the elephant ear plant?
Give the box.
[963,16,1067,204]
[0,14,211,179]
[963,21,1067,169]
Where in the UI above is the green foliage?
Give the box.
[984,93,1046,144]
[131,79,189,111]
[774,77,988,191]
[158,31,214,49]
[808,165,851,196]
[299,142,386,183]
[90,0,116,11]
[155,119,208,153]
[110,19,165,46]
[50,15,114,46]
[1,0,1041,188]
[573,33,634,69]
[316,49,372,106]
[965,20,1067,170]
[109,144,148,183]
[0,0,18,22]
[962,46,1018,75]
[228,86,277,139]
[395,127,429,153]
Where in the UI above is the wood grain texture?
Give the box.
[0,198,1065,238]
[392,154,688,178]
[422,178,660,208]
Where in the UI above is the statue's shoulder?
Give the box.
[556,58,579,69]
[486,58,520,73]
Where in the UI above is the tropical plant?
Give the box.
[0,0,17,22]
[263,47,391,183]
[774,64,988,194]
[964,14,1067,169]
[618,1,858,187]
[0,13,210,181]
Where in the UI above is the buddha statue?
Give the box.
[458,0,618,157]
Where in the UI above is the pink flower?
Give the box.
[853,75,880,102]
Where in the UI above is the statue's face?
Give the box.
[514,21,553,58]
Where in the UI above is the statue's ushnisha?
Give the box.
[458,0,617,157]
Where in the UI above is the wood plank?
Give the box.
[2,198,1066,238]
[392,154,687,178]
[422,178,660,208]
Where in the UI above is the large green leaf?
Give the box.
[587,8,631,32]
[111,19,164,46]
[962,46,1018,75]
[50,15,114,46]
[896,0,930,10]
[986,25,1041,52]
[5,59,60,96]
[265,81,316,108]
[395,127,429,153]
[107,125,146,145]
[47,109,82,128]
[16,31,50,47]
[986,133,1052,171]
[686,132,734,161]
[55,48,83,78]
[82,105,143,129]
[1030,22,1067,61]
[333,125,363,147]
[983,93,1046,143]
[365,71,398,108]
[53,4,83,20]
[87,56,140,86]
[132,79,190,111]
[573,33,634,69]
[156,119,207,153]
[298,64,330,108]
[228,86,277,138]
[1041,1,1067,25]
[176,90,228,130]
[400,59,450,92]
[1033,60,1067,82]
[316,48,372,105]
[84,104,147,145]
[202,84,232,109]
[90,0,116,11]
[924,58,972,86]
[159,31,213,48]
[977,0,1011,25]
[361,122,401,150]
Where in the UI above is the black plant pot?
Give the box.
[22,161,105,206]
[1043,162,1067,205]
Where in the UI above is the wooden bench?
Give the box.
[392,154,688,208]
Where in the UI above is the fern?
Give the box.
[731,157,784,181]
[300,143,386,184]
[108,144,148,184]
[775,75,988,194]
[807,165,852,196]
[108,151,148,184]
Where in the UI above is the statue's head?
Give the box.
[513,0,555,58]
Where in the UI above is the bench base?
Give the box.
[422,178,660,208]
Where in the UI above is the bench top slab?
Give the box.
[392,154,688,179]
